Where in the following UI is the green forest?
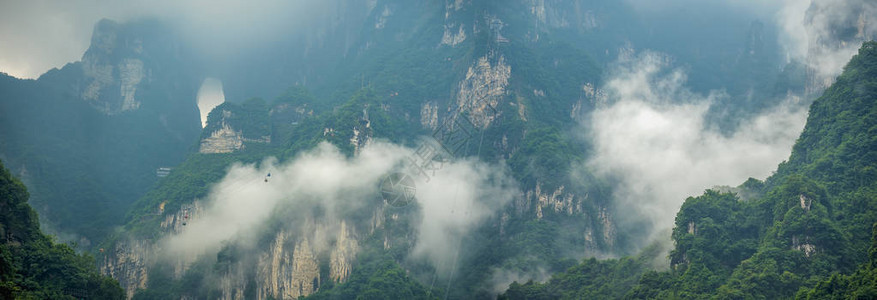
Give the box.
[0,160,124,299]
[0,1,875,299]
[501,41,877,299]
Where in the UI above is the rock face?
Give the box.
[79,20,150,115]
[349,106,372,156]
[420,101,439,130]
[527,0,600,35]
[102,198,373,299]
[256,232,320,300]
[513,181,617,252]
[803,0,877,94]
[330,221,359,283]
[200,104,271,154]
[529,183,582,218]
[456,55,511,129]
[100,240,153,299]
[441,23,467,46]
[200,123,245,154]
[792,235,817,257]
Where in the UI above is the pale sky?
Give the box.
[0,0,317,79]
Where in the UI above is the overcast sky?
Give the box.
[0,0,322,79]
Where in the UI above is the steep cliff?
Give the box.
[102,197,383,299]
[803,0,877,95]
[0,18,202,245]
[90,0,801,298]
[200,99,271,154]
[502,41,877,300]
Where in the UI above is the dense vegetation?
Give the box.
[201,98,271,141]
[0,19,201,246]
[95,1,803,298]
[501,41,877,299]
[0,1,842,298]
[0,160,124,299]
[307,250,436,300]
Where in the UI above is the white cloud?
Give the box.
[778,0,877,87]
[159,140,516,274]
[586,52,808,244]
[411,158,517,276]
[197,78,225,128]
[161,141,407,261]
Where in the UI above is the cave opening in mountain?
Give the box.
[197,77,226,128]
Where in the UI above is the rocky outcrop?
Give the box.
[530,0,599,30]
[799,194,812,211]
[200,123,245,154]
[118,58,145,111]
[528,183,582,218]
[350,106,372,156]
[290,239,321,297]
[219,262,248,300]
[256,230,290,299]
[515,181,616,250]
[441,23,467,46]
[254,233,321,300]
[572,82,606,121]
[792,235,817,257]
[102,197,373,299]
[252,227,354,299]
[79,20,152,115]
[456,55,510,129]
[100,240,153,299]
[598,206,616,249]
[420,101,439,130]
[160,201,203,233]
[200,105,270,154]
[803,0,877,94]
[330,221,359,283]
[440,0,468,46]
[101,201,205,298]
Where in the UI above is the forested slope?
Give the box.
[501,41,877,300]
[0,159,124,299]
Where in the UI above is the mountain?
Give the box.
[0,159,125,299]
[80,1,809,299]
[500,41,877,300]
[4,0,856,299]
[0,19,203,244]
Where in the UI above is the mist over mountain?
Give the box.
[0,0,874,299]
[503,40,877,300]
[0,18,201,245]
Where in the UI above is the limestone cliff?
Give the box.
[200,103,271,154]
[420,101,439,130]
[200,123,245,154]
[512,181,617,252]
[349,106,372,156]
[101,199,376,299]
[79,20,152,115]
[255,232,321,300]
[100,239,153,299]
[456,54,511,129]
[330,221,359,283]
[803,0,877,94]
